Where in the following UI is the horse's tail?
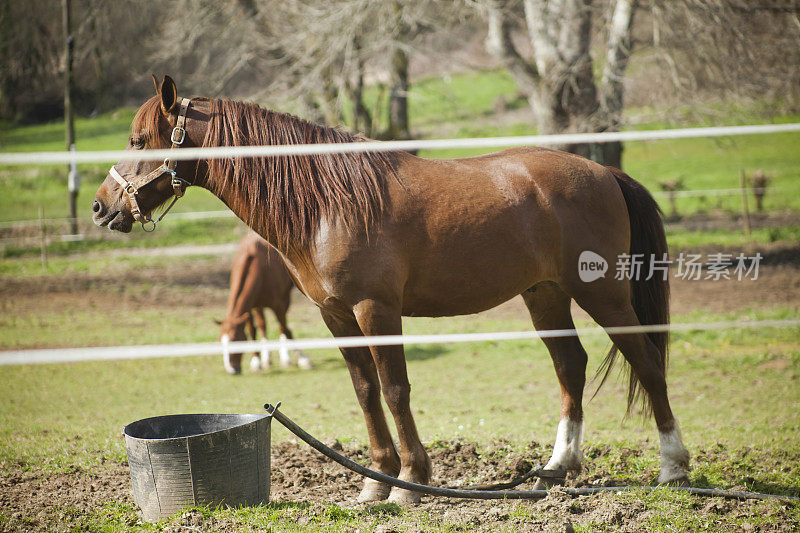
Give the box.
[597,166,670,416]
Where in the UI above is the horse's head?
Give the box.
[216,312,251,344]
[93,75,207,232]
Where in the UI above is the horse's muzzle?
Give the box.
[93,198,133,233]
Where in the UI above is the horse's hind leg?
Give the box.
[522,282,587,486]
[572,287,690,484]
[320,310,400,502]
[273,307,293,367]
[274,306,311,369]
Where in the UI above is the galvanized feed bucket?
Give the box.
[123,413,270,522]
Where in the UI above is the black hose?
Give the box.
[264,403,799,503]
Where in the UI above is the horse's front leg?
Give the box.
[320,310,401,502]
[353,300,431,504]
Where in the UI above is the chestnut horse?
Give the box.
[93,76,690,504]
[217,232,312,374]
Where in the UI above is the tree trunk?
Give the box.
[344,37,373,136]
[384,1,410,141]
[599,0,637,169]
[385,44,410,140]
[483,0,636,167]
[0,1,10,119]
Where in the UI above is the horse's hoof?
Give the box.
[249,358,262,372]
[533,469,567,490]
[298,355,313,370]
[532,475,567,490]
[357,479,391,502]
[658,474,690,486]
[658,449,691,485]
[225,366,242,375]
[387,487,421,505]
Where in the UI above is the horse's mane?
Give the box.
[202,99,398,248]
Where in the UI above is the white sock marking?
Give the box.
[297,351,312,370]
[545,418,584,471]
[658,423,690,483]
[279,333,291,367]
[221,334,236,375]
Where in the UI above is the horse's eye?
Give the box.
[130,137,145,148]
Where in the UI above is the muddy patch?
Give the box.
[2,441,798,532]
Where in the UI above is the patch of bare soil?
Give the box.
[665,210,800,232]
[2,441,798,532]
[3,243,799,329]
[0,461,131,532]
[0,255,234,314]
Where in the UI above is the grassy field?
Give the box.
[1,69,799,531]
[1,291,798,530]
[2,303,799,466]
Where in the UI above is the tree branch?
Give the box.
[483,0,540,94]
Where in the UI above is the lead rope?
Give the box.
[263,403,799,502]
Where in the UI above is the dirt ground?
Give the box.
[2,242,799,329]
[1,440,797,532]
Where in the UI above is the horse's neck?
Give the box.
[204,174,309,276]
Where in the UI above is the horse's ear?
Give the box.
[158,75,178,115]
[151,74,160,93]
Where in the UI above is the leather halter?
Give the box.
[108,97,192,232]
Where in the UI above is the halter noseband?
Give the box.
[109,97,192,232]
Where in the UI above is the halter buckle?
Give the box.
[170,126,186,145]
[142,219,157,232]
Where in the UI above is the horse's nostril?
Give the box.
[93,200,107,216]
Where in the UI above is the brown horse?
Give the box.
[93,76,690,504]
[217,232,311,375]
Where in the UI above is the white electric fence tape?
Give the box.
[0,123,798,166]
[1,318,798,366]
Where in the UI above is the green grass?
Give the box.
[666,225,800,249]
[1,300,798,530]
[1,302,798,470]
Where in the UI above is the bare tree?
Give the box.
[150,0,283,99]
[648,0,800,114]
[265,0,464,138]
[477,0,800,168]
[480,0,636,167]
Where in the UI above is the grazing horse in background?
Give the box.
[217,232,312,375]
[93,75,690,504]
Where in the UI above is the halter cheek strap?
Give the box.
[108,97,193,231]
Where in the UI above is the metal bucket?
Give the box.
[123,413,270,522]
